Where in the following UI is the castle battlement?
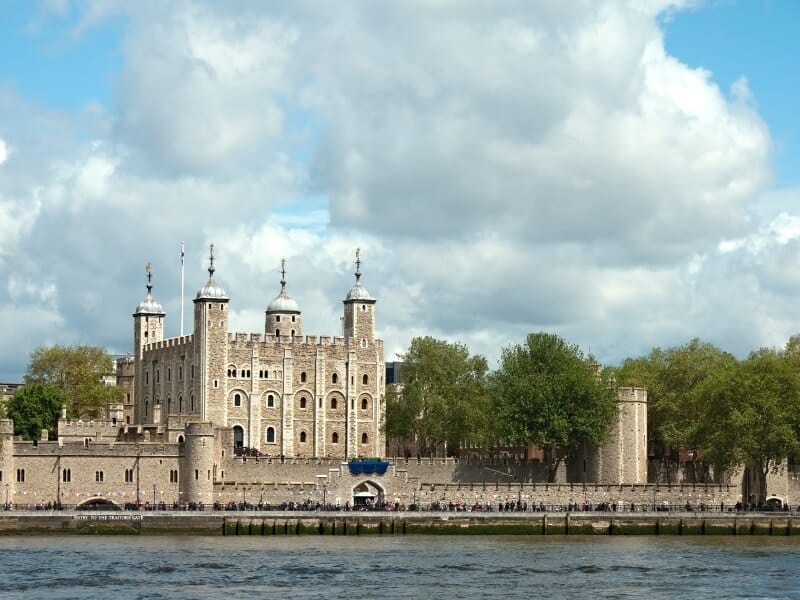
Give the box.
[145,334,194,352]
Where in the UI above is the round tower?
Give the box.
[593,386,648,484]
[0,419,15,508]
[265,258,302,338]
[133,263,165,424]
[180,422,215,506]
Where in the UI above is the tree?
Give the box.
[492,332,617,480]
[388,337,490,456]
[6,383,67,441]
[613,339,736,461]
[24,345,122,419]
[696,348,800,503]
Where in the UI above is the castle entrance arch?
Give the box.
[351,480,385,508]
[77,497,121,511]
[233,425,244,450]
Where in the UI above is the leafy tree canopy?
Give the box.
[24,345,122,419]
[6,383,67,441]
[613,338,736,452]
[388,336,489,455]
[492,332,617,455]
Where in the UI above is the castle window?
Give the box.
[95,471,104,483]
[362,374,369,385]
[291,315,296,322]
[191,365,195,379]
[276,315,280,322]
[360,339,367,348]
[361,433,368,444]
[178,436,184,444]
[16,469,24,483]
[300,431,307,443]
[214,379,218,388]
[195,469,199,481]
[300,372,307,383]
[361,398,368,410]
[190,395,195,412]
[332,373,338,384]
[234,393,242,407]
[332,432,339,444]
[167,368,171,382]
[179,366,183,380]
[145,371,149,385]
[291,330,295,336]
[62,469,71,483]
[124,469,134,483]
[300,397,306,409]
[266,427,275,443]
[331,397,337,410]
[170,470,178,483]
[145,401,149,416]
[246,370,251,377]
[266,394,274,408]
[144,331,148,337]
[126,393,131,403]
[178,396,183,412]
[156,369,160,384]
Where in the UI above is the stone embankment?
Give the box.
[1,511,800,536]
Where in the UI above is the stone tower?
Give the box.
[180,422,215,505]
[133,263,165,424]
[590,387,648,484]
[342,249,378,457]
[192,245,229,425]
[0,419,15,507]
[264,259,302,338]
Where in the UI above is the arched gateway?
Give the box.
[351,480,385,507]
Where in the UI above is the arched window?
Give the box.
[300,431,307,443]
[266,394,274,408]
[266,427,275,444]
[332,432,339,444]
[361,433,368,444]
[362,374,369,385]
[144,401,149,416]
[300,372,307,383]
[234,393,242,407]
[177,435,184,444]
[178,396,183,412]
[361,397,368,410]
[332,373,338,384]
[300,397,306,409]
[275,329,280,336]
[233,425,244,449]
[331,397,337,410]
[190,394,195,412]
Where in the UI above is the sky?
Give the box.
[0,0,799,380]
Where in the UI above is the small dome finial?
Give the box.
[280,257,287,291]
[135,262,165,315]
[208,243,215,277]
[354,247,362,284]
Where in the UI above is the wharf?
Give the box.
[1,510,799,536]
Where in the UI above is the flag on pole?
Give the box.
[181,241,185,266]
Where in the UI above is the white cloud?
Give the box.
[0,1,794,379]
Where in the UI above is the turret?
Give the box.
[180,422,215,505]
[133,263,165,424]
[192,244,229,424]
[265,258,302,338]
[342,248,376,341]
[0,419,15,508]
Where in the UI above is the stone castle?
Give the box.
[0,247,781,510]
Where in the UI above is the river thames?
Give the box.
[0,535,798,599]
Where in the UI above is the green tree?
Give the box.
[390,337,490,456]
[6,383,67,440]
[614,339,736,458]
[697,348,800,503]
[24,345,122,419]
[492,332,617,480]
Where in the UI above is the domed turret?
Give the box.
[134,263,165,316]
[195,244,229,301]
[265,259,302,338]
[342,247,376,341]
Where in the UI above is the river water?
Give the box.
[0,536,798,599]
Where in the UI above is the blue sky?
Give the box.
[0,1,799,380]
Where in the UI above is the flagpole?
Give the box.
[180,241,185,336]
